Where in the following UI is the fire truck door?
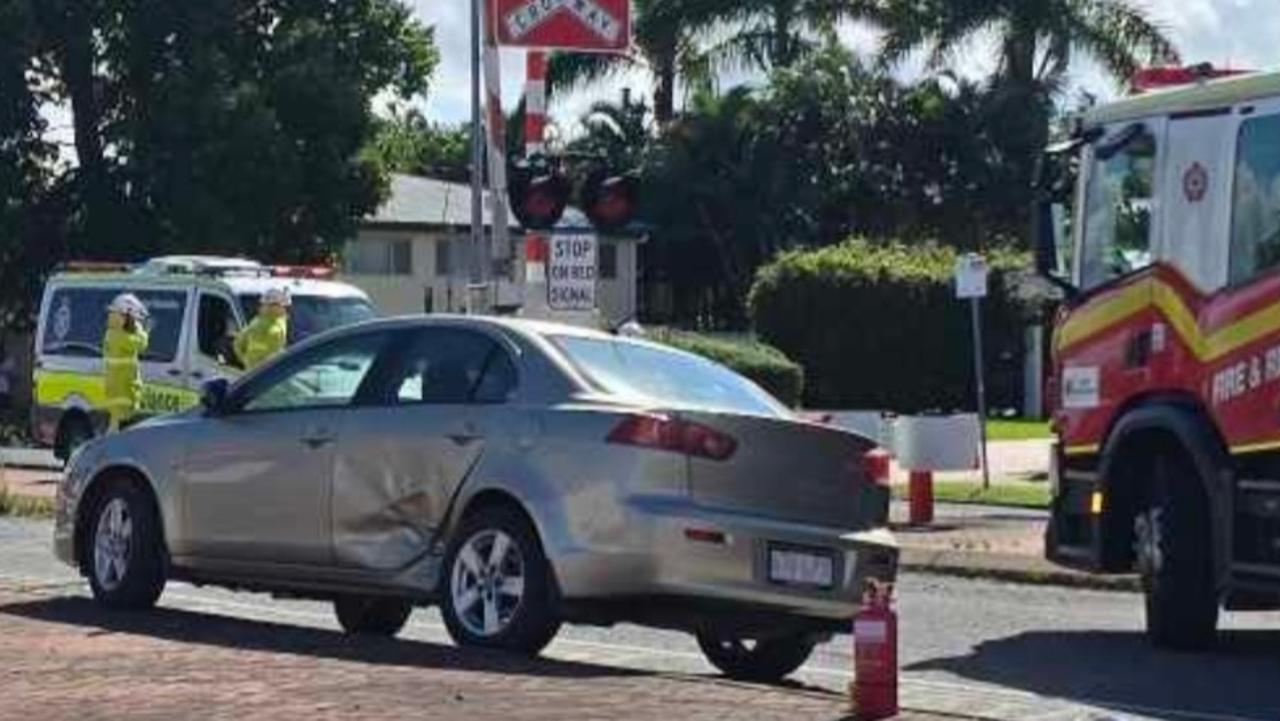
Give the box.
[1161,112,1235,293]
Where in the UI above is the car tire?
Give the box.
[696,630,816,682]
[441,506,560,656]
[57,415,95,464]
[1135,451,1219,650]
[85,480,166,610]
[333,596,413,637]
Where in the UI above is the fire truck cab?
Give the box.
[1039,68,1280,649]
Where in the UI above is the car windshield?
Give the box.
[238,294,376,345]
[552,335,789,418]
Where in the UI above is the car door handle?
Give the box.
[190,370,205,381]
[447,423,482,446]
[301,431,336,449]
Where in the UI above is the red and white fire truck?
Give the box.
[1039,66,1280,648]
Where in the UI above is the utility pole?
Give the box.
[468,0,485,313]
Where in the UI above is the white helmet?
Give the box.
[108,293,149,321]
[263,287,292,307]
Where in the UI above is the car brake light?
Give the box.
[607,415,738,461]
[861,449,892,487]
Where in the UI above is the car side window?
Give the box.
[197,293,241,366]
[1080,124,1158,290]
[377,329,517,406]
[236,333,386,413]
[1230,113,1280,284]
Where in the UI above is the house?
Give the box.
[342,174,642,324]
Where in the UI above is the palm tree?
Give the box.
[698,0,876,72]
[867,0,1180,97]
[547,0,738,126]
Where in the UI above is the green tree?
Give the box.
[367,108,471,182]
[701,0,875,71]
[567,99,653,169]
[0,0,64,331]
[29,0,438,262]
[867,0,1180,195]
[548,0,739,125]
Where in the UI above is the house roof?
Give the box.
[367,174,594,231]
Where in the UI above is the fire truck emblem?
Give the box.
[504,0,622,44]
[1183,162,1209,203]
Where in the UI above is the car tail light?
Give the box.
[607,414,738,461]
[861,449,892,487]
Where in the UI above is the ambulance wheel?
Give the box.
[1136,450,1218,650]
[695,630,816,682]
[85,479,166,610]
[334,596,413,637]
[57,414,95,463]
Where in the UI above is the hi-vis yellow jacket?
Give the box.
[235,310,287,370]
[102,316,148,424]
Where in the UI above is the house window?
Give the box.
[599,243,618,280]
[435,239,453,277]
[346,238,412,276]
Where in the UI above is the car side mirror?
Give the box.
[200,379,230,415]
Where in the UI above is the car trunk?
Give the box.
[680,410,884,529]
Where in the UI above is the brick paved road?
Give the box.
[0,582,954,721]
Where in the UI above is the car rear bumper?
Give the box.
[550,495,898,622]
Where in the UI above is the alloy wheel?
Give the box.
[450,529,526,638]
[94,498,133,592]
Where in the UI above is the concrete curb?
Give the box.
[900,549,1141,593]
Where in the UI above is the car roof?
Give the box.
[1085,69,1280,126]
[47,271,370,300]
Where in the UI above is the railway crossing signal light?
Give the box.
[580,168,639,235]
[510,157,570,231]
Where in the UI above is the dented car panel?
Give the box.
[55,316,898,630]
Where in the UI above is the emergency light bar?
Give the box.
[270,265,336,280]
[1131,64,1252,94]
[57,261,137,275]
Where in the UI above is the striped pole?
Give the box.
[482,6,511,264]
[525,52,548,157]
[523,50,550,317]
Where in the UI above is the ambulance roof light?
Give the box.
[270,265,336,280]
[1130,64,1253,94]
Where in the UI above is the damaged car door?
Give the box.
[329,327,518,571]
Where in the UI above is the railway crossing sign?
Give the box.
[491,0,631,52]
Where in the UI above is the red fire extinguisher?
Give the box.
[851,581,898,721]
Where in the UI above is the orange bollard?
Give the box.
[908,470,933,525]
[851,582,898,721]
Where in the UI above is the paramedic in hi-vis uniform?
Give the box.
[103,293,150,432]
[235,287,290,370]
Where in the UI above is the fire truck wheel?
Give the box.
[695,630,816,682]
[1135,451,1219,650]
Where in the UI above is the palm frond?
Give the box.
[1070,0,1181,84]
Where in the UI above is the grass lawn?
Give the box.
[892,477,1050,509]
[986,418,1053,441]
[0,485,55,519]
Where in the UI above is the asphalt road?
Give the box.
[2,517,1278,721]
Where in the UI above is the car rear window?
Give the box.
[238,294,376,344]
[41,287,187,363]
[552,335,788,418]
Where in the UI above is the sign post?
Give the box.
[548,233,598,312]
[955,254,991,490]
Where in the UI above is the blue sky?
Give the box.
[412,0,1280,135]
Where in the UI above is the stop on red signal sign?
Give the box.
[491,0,631,53]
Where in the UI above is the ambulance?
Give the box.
[1038,66,1280,649]
[32,256,376,460]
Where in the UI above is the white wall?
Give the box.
[343,227,640,323]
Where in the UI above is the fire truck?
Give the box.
[1039,66,1280,649]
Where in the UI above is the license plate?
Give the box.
[768,546,835,589]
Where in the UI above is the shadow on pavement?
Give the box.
[0,596,644,681]
[907,628,1280,719]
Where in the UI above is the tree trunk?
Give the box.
[654,47,677,126]
[44,1,112,247]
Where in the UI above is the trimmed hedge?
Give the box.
[748,239,1032,412]
[654,329,805,408]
